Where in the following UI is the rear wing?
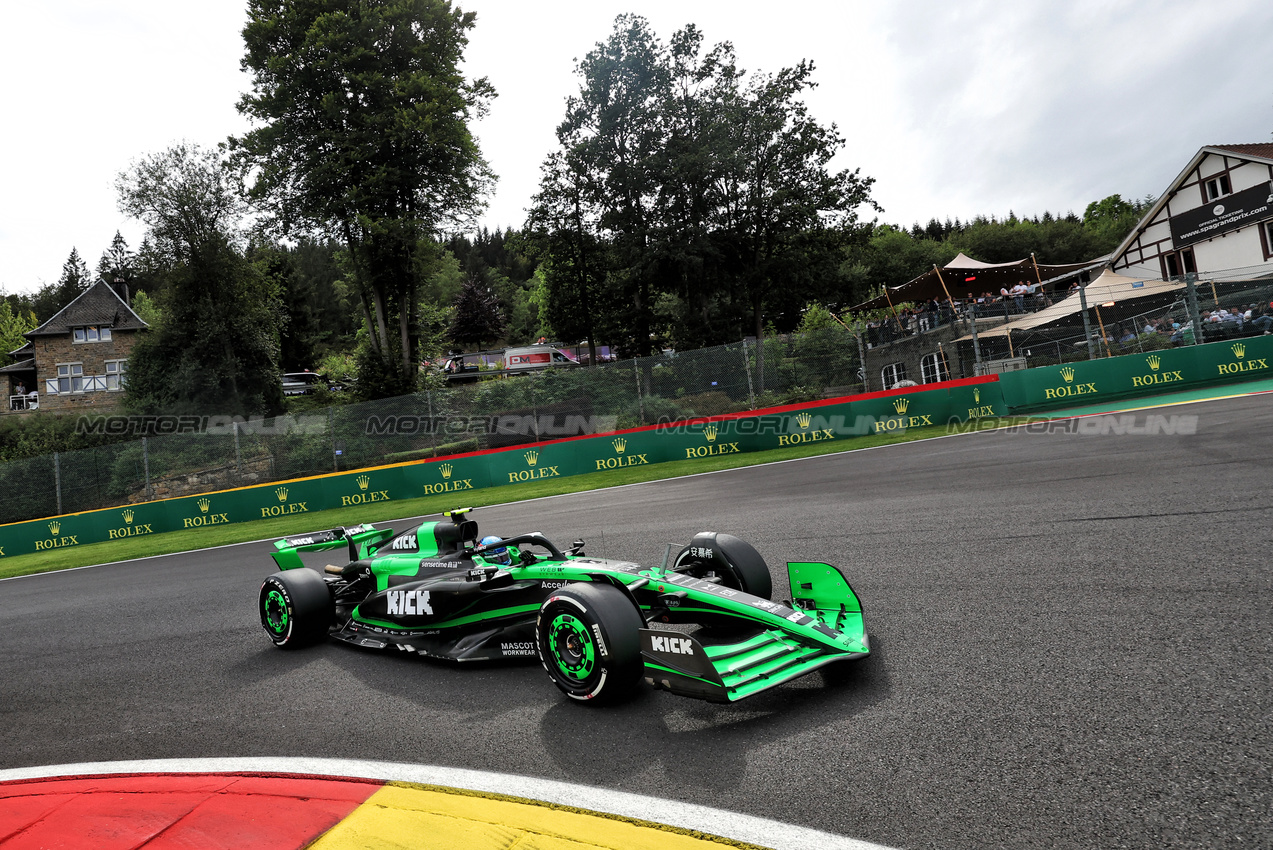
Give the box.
[270,524,395,571]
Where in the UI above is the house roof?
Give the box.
[0,358,36,375]
[1209,143,1273,161]
[26,280,148,338]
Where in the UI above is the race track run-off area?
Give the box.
[1,393,1270,849]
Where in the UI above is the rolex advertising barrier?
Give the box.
[2,336,1265,561]
[997,335,1272,413]
[0,377,1000,559]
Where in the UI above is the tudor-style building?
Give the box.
[1110,143,1273,281]
[2,280,147,414]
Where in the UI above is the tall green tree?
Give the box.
[0,301,37,365]
[32,248,93,322]
[232,0,495,397]
[116,144,284,415]
[96,231,135,288]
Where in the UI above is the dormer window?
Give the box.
[72,325,112,343]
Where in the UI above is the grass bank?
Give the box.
[0,418,1019,580]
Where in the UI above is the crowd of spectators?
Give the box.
[863,281,1053,347]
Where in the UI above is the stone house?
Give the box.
[1,280,147,414]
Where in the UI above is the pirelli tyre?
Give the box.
[536,583,644,704]
[259,569,333,648]
[673,532,773,600]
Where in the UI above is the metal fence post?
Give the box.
[142,436,151,499]
[633,358,645,425]
[233,421,242,475]
[741,339,756,409]
[329,406,338,472]
[53,452,63,515]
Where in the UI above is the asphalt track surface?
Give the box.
[2,392,1270,849]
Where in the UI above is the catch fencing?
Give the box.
[0,329,864,525]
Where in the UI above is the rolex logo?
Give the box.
[356,474,370,491]
[1232,343,1245,359]
[892,397,909,415]
[703,425,718,443]
[1060,366,1076,383]
[198,497,210,513]
[122,509,135,524]
[973,388,980,404]
[612,437,627,453]
[796,412,812,429]
[1146,355,1161,371]
[48,521,61,535]
[440,463,453,480]
[275,486,289,502]
[525,450,539,467]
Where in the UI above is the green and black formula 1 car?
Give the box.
[258,508,869,704]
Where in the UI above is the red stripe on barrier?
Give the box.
[0,773,382,850]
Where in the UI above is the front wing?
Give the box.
[638,561,869,702]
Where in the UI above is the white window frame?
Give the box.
[72,325,112,344]
[104,359,128,390]
[920,352,949,384]
[1205,174,1232,201]
[881,362,907,388]
[51,362,84,394]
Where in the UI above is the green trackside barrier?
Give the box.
[0,379,1006,560]
[998,335,1273,413]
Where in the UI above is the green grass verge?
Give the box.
[0,418,1021,580]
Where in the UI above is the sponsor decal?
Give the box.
[109,509,154,540]
[260,487,309,518]
[649,634,694,655]
[501,641,537,657]
[35,521,79,551]
[418,560,460,569]
[508,450,561,483]
[389,534,418,551]
[342,474,391,506]
[424,463,475,494]
[685,426,741,459]
[1043,367,1098,401]
[796,412,812,429]
[778,428,834,447]
[872,398,935,433]
[386,589,433,616]
[595,438,650,471]
[184,497,230,528]
[540,580,569,589]
[591,623,609,656]
[966,386,995,419]
[1131,355,1184,388]
[1217,343,1267,376]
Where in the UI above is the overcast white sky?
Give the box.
[3,0,1271,295]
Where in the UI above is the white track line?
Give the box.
[0,758,898,850]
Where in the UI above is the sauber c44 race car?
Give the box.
[258,508,869,704]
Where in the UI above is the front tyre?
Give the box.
[536,583,644,704]
[674,532,773,600]
[259,569,332,648]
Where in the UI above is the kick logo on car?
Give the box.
[386,589,433,615]
[649,634,694,655]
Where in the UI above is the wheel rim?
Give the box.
[262,588,289,636]
[546,613,595,685]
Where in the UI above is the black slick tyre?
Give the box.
[259,569,332,648]
[536,583,644,704]
[674,532,773,600]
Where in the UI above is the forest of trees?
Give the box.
[0,9,1154,421]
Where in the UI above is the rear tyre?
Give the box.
[536,583,644,704]
[259,569,332,648]
[673,532,773,600]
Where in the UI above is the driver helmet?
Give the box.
[479,535,511,566]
